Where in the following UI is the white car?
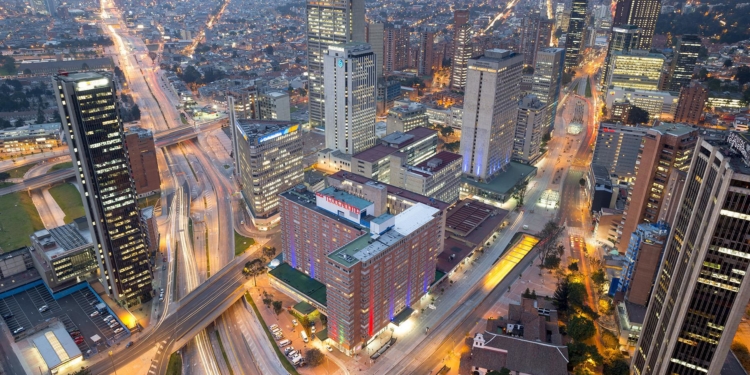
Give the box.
[114,328,124,334]
[12,327,24,334]
[311,325,316,333]
[38,305,49,313]
[90,311,100,317]
[326,345,333,352]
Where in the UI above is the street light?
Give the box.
[108,351,118,375]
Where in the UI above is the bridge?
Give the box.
[0,168,77,196]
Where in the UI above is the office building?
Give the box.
[531,48,566,132]
[619,222,669,305]
[513,95,547,164]
[0,122,61,155]
[124,126,161,197]
[383,25,410,74]
[377,77,402,115]
[606,50,665,91]
[556,3,571,32]
[460,49,524,181]
[605,87,679,121]
[601,25,640,86]
[306,0,365,128]
[351,127,438,182]
[592,122,650,178]
[708,92,747,110]
[386,101,429,134]
[417,31,435,76]
[228,86,260,120]
[257,91,291,121]
[588,164,615,212]
[140,206,158,253]
[324,43,377,155]
[54,72,152,306]
[279,181,447,354]
[668,35,701,92]
[366,22,385,78]
[451,9,472,91]
[389,151,463,204]
[617,123,697,253]
[633,133,750,375]
[231,111,303,226]
[564,0,588,69]
[611,0,661,49]
[674,84,708,125]
[29,218,98,291]
[520,14,554,66]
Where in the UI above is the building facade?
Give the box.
[365,22,384,78]
[606,50,665,90]
[674,84,708,125]
[619,222,669,305]
[324,43,377,155]
[520,14,554,66]
[460,49,523,181]
[124,126,161,197]
[389,151,463,204]
[564,0,588,69]
[258,91,291,121]
[386,101,429,134]
[601,25,640,86]
[351,127,438,182]
[54,72,152,306]
[450,9,472,91]
[592,122,649,178]
[513,95,547,164]
[633,134,750,375]
[531,48,566,133]
[668,35,701,92]
[383,25,410,74]
[417,31,435,76]
[605,87,679,121]
[306,0,365,128]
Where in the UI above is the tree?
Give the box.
[627,106,650,125]
[522,66,535,75]
[35,108,46,124]
[554,278,570,313]
[440,126,454,137]
[592,269,606,285]
[0,172,10,180]
[603,358,630,375]
[545,254,561,269]
[180,65,202,83]
[563,70,576,85]
[264,45,274,55]
[554,27,563,39]
[262,246,276,260]
[567,315,596,342]
[297,87,307,97]
[724,59,733,68]
[698,67,709,81]
[0,56,17,76]
[735,66,750,85]
[567,342,602,369]
[579,178,586,187]
[14,118,25,127]
[568,281,587,308]
[444,141,460,152]
[131,104,141,121]
[487,369,511,375]
[512,181,529,208]
[568,262,579,272]
[81,63,90,71]
[305,348,325,366]
[71,368,93,375]
[536,220,564,271]
[272,300,283,315]
[242,258,265,286]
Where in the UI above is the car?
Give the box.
[287,350,298,358]
[126,341,133,348]
[311,325,316,333]
[12,327,24,334]
[270,324,279,330]
[74,337,84,344]
[90,311,100,317]
[39,305,49,313]
[104,315,113,322]
[114,328,124,334]
[279,339,291,347]
[326,345,333,352]
[283,346,295,355]
[271,326,281,333]
[291,319,298,326]
[162,265,166,270]
[2,313,13,319]
[163,257,167,262]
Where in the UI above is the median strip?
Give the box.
[244,292,300,375]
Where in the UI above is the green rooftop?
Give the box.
[268,263,327,307]
[318,187,373,210]
[292,301,316,316]
[327,234,374,267]
[462,162,538,195]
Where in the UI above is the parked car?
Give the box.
[279,339,291,347]
[38,305,49,313]
[270,324,279,330]
[283,346,295,356]
[90,311,100,317]
[74,337,84,345]
[3,313,13,319]
[326,345,333,352]
[287,350,298,358]
[291,319,298,326]
[12,327,24,334]
[114,328,124,334]
[126,341,133,348]
[311,325,316,333]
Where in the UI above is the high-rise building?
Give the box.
[451,9,472,91]
[417,31,435,76]
[258,91,291,121]
[229,98,303,225]
[674,84,708,125]
[606,50,665,90]
[619,222,670,305]
[324,43,377,155]
[279,177,447,354]
[386,101,429,134]
[513,95,547,164]
[633,133,750,375]
[668,35,701,92]
[531,47,566,132]
[366,22,385,78]
[124,126,161,197]
[520,14,554,66]
[228,86,260,120]
[611,0,661,49]
[460,49,524,181]
[306,0,365,129]
[54,72,152,306]
[617,123,697,254]
[592,122,650,178]
[383,25,410,74]
[556,3,571,32]
[564,0,587,69]
[601,25,640,86]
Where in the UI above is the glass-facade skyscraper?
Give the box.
[564,0,587,69]
[55,72,153,306]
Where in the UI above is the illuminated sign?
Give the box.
[316,192,361,214]
[258,124,299,143]
[337,59,344,68]
[76,78,109,92]
[727,132,750,166]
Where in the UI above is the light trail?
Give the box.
[483,0,521,34]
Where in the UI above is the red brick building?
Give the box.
[125,126,160,196]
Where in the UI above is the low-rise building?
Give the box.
[605,87,679,121]
[350,127,438,182]
[28,218,98,291]
[389,151,463,204]
[386,101,429,134]
[0,123,62,154]
[258,91,291,121]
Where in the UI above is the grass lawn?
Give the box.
[138,196,157,209]
[0,192,44,251]
[48,183,85,223]
[0,182,14,188]
[166,352,182,375]
[234,231,256,256]
[5,163,37,179]
[245,292,300,375]
[585,78,592,98]
[50,161,73,172]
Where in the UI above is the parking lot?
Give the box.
[0,285,128,356]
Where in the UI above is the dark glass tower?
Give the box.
[633,134,750,375]
[668,35,702,92]
[564,0,587,69]
[55,72,153,306]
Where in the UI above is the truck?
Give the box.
[301,330,309,343]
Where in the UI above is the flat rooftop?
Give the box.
[409,151,463,177]
[280,187,364,231]
[329,171,450,211]
[462,162,537,195]
[445,199,508,239]
[235,119,297,141]
[352,144,401,163]
[650,122,696,137]
[317,186,373,211]
[268,263,327,306]
[31,219,93,260]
